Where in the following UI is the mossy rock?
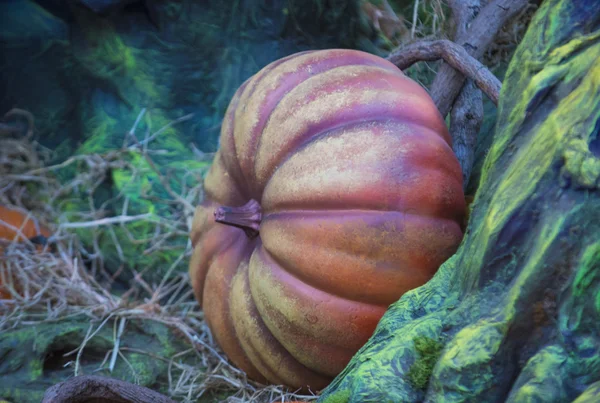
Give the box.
[406,337,445,390]
[56,119,210,285]
[0,318,191,402]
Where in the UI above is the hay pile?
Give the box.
[0,109,314,403]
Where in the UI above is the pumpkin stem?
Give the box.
[214,199,262,238]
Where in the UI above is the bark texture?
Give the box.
[387,39,501,105]
[450,79,483,191]
[318,0,600,401]
[42,375,175,403]
[430,0,529,116]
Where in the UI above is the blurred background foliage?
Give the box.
[1,0,375,155]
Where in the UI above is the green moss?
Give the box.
[0,389,44,403]
[29,359,43,381]
[320,389,351,403]
[0,319,193,402]
[53,107,210,284]
[572,243,600,298]
[573,381,600,403]
[505,346,569,402]
[70,7,159,106]
[0,1,68,43]
[406,336,444,390]
[125,353,152,384]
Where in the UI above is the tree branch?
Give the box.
[447,0,484,192]
[430,0,530,116]
[450,79,483,191]
[387,39,501,105]
[447,0,481,40]
[42,375,176,403]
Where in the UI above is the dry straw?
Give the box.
[0,108,316,402]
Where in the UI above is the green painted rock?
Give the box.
[0,319,189,403]
[57,125,210,285]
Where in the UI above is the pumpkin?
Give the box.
[0,205,51,299]
[189,49,466,390]
[0,206,51,245]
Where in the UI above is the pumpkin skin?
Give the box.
[189,49,466,390]
[0,206,51,244]
[0,205,52,299]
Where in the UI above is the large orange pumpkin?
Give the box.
[189,49,466,390]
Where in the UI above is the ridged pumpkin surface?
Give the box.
[189,49,466,390]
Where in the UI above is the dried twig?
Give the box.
[131,113,195,149]
[411,0,420,38]
[58,214,154,229]
[109,317,127,372]
[388,39,501,104]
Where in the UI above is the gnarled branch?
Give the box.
[387,39,501,105]
[450,79,483,191]
[42,375,176,403]
[430,0,530,116]
[447,0,484,192]
[447,0,481,40]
